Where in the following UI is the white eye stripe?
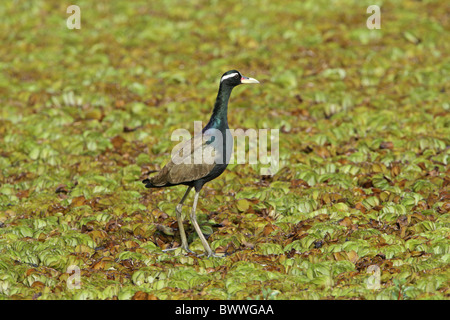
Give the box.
[220,73,239,82]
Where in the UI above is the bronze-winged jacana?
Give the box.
[143,70,259,257]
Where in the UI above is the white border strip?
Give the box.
[220,72,239,82]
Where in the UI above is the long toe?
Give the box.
[162,245,193,255]
[182,246,195,255]
[199,249,220,258]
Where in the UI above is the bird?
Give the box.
[143,70,259,257]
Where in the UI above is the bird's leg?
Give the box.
[175,186,192,253]
[190,191,215,257]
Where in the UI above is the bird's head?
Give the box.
[220,70,259,87]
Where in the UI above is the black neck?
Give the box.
[204,84,233,131]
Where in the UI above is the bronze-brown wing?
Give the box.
[147,133,217,186]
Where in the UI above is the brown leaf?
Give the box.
[396,215,409,227]
[441,202,450,213]
[89,230,108,242]
[355,202,367,213]
[215,245,227,254]
[333,252,347,261]
[155,237,168,249]
[132,291,158,300]
[124,240,140,249]
[115,100,125,108]
[215,243,235,255]
[31,281,45,289]
[361,179,373,188]
[132,291,146,300]
[47,203,68,214]
[390,163,401,177]
[380,141,394,149]
[156,223,175,236]
[81,225,93,233]
[347,250,359,263]
[443,176,450,188]
[316,213,329,222]
[26,268,37,277]
[55,184,68,194]
[315,146,331,159]
[417,162,427,171]
[220,218,231,227]
[71,196,86,208]
[16,189,30,199]
[290,179,309,188]
[105,220,120,232]
[86,197,100,210]
[291,230,308,241]
[111,135,126,150]
[339,217,352,228]
[263,223,275,236]
[92,260,106,270]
